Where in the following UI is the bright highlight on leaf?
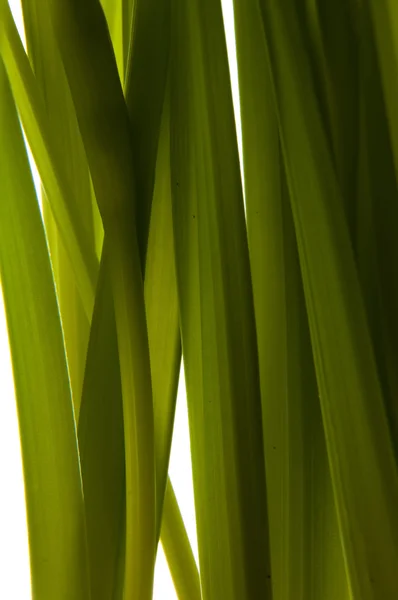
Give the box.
[1,1,398,599]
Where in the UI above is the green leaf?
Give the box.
[122,0,134,75]
[170,0,272,597]
[146,92,181,528]
[0,1,98,316]
[368,0,398,182]
[0,58,90,600]
[233,2,349,598]
[161,480,202,600]
[257,1,398,597]
[44,3,199,596]
[45,1,156,595]
[356,0,398,458]
[20,0,99,412]
[78,247,125,600]
[78,91,199,600]
[303,0,359,237]
[124,0,171,267]
[79,250,198,600]
[100,0,124,82]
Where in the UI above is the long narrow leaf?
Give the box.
[20,0,98,411]
[45,1,156,595]
[170,0,272,597]
[124,0,171,266]
[0,58,90,600]
[233,3,349,598]
[78,84,198,600]
[257,1,398,597]
[0,1,97,316]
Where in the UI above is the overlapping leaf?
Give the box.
[0,58,90,600]
[170,0,271,597]
[256,1,398,598]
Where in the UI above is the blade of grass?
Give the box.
[0,57,90,600]
[3,2,205,596]
[20,0,99,411]
[124,0,171,267]
[78,90,199,600]
[78,243,126,600]
[45,1,156,595]
[0,0,97,316]
[146,89,181,528]
[45,224,92,414]
[303,0,359,239]
[36,0,198,596]
[282,161,349,600]
[44,2,204,597]
[368,0,398,182]
[170,0,272,597]
[100,0,124,81]
[122,0,134,77]
[257,1,398,597]
[232,5,287,595]
[114,0,175,525]
[79,243,199,600]
[355,1,398,460]
[233,5,349,597]
[161,479,202,600]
